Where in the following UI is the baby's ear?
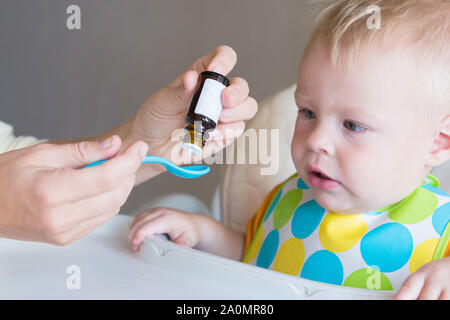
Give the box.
[426,114,450,167]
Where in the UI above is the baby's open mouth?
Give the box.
[307,168,340,190]
[312,171,330,179]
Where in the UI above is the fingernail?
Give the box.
[140,143,148,158]
[98,136,115,149]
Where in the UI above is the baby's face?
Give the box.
[291,36,435,214]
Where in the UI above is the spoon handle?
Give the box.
[83,160,107,168]
[84,156,180,169]
[142,155,167,165]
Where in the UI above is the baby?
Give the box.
[129,0,450,299]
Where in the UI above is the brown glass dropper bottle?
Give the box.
[183,71,230,155]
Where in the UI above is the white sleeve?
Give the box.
[0,121,47,154]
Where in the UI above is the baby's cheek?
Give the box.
[291,134,306,169]
[340,154,378,190]
[344,156,393,209]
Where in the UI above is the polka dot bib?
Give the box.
[242,173,450,291]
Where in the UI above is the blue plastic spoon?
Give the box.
[84,155,210,179]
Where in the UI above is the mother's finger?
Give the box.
[52,175,136,236]
[222,77,250,108]
[49,141,146,204]
[73,175,135,219]
[190,121,246,161]
[190,45,237,76]
[61,207,121,245]
[219,96,258,123]
[162,46,237,115]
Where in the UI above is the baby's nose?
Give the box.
[306,125,335,156]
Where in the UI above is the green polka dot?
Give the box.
[273,189,303,230]
[343,267,393,290]
[377,202,399,213]
[388,188,438,224]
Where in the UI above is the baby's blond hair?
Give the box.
[311,0,450,116]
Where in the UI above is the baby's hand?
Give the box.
[128,207,205,251]
[395,257,450,300]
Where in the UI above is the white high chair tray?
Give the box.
[0,214,394,299]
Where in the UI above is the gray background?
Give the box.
[0,0,314,214]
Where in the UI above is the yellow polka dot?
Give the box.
[273,237,305,276]
[409,238,439,274]
[243,226,264,263]
[319,213,367,253]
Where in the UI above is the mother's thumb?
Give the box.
[54,135,121,169]
[163,70,199,114]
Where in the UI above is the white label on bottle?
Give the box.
[194,78,226,124]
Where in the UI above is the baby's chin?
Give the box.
[311,190,367,215]
[297,171,374,214]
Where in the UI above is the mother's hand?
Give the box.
[129,45,258,180]
[0,136,147,245]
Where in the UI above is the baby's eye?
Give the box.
[343,120,365,132]
[298,108,316,119]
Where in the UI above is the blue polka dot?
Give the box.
[264,188,282,222]
[297,178,309,190]
[256,230,279,269]
[300,250,343,285]
[291,200,325,239]
[432,203,450,236]
[421,184,450,197]
[360,223,413,273]
[363,211,383,216]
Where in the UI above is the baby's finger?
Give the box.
[219,96,258,123]
[128,208,168,240]
[438,289,450,300]
[221,77,250,108]
[130,214,175,250]
[417,280,443,300]
[395,274,424,300]
[172,231,197,248]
